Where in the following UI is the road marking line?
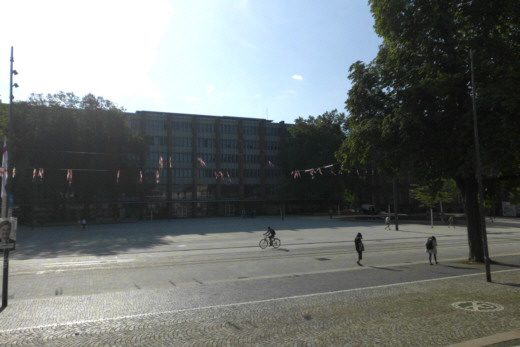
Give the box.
[2,268,518,334]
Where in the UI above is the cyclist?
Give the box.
[264,226,276,246]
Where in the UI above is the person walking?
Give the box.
[385,216,391,230]
[354,232,364,266]
[426,236,438,265]
[447,216,455,228]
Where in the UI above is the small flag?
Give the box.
[116,170,120,183]
[38,168,44,181]
[198,157,206,167]
[66,169,73,185]
[12,167,16,178]
[169,156,172,168]
[33,168,36,181]
[159,156,164,169]
[156,170,160,184]
[268,160,274,167]
[139,171,143,183]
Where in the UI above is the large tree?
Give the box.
[8,92,145,221]
[338,0,520,262]
[284,110,347,204]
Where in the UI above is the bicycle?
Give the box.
[259,237,281,249]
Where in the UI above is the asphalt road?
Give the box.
[6,216,520,305]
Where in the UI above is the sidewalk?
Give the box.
[0,267,519,346]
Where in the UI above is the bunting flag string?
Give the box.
[214,170,232,183]
[290,163,375,179]
[8,159,374,186]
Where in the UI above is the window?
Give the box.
[173,137,191,147]
[174,121,192,132]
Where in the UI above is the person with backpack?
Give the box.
[354,233,364,266]
[426,236,438,265]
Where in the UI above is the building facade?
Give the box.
[127,111,288,218]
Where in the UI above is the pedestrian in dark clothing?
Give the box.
[426,236,438,265]
[355,232,364,266]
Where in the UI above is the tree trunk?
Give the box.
[457,176,485,262]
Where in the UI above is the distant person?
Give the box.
[426,236,438,265]
[354,232,364,266]
[264,226,276,246]
[81,219,87,230]
[385,216,391,230]
[448,216,455,228]
[329,209,334,219]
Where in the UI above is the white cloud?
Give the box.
[292,74,303,81]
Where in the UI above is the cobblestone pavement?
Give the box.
[0,269,519,346]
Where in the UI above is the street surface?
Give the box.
[1,216,519,346]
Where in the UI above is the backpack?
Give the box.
[426,238,433,250]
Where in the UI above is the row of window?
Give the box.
[141,168,282,179]
[132,118,282,136]
[145,136,282,151]
[147,152,279,165]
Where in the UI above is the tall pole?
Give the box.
[2,47,14,219]
[470,49,491,282]
[393,175,399,231]
[2,46,15,308]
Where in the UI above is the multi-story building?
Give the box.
[127,111,288,218]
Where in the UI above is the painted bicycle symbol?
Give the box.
[451,301,504,312]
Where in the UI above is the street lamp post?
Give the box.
[2,46,17,218]
[2,46,18,308]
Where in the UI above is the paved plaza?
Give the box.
[0,216,519,346]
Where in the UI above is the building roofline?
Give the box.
[134,110,285,123]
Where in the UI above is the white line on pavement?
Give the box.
[2,268,519,334]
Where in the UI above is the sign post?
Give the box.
[1,217,16,308]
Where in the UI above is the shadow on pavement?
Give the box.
[11,216,341,259]
[369,266,403,272]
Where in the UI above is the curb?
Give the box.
[447,330,520,347]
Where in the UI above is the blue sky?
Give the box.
[0,0,381,124]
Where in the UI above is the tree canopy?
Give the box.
[7,92,145,221]
[284,110,347,202]
[338,0,520,261]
